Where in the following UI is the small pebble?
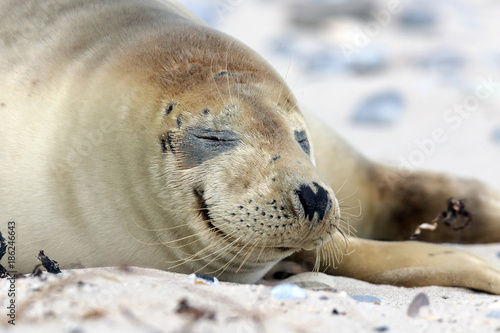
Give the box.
[487,310,500,319]
[187,273,219,285]
[351,90,404,125]
[271,283,307,300]
[407,292,430,317]
[350,295,382,303]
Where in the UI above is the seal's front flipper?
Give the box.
[291,238,500,294]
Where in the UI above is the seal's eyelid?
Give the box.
[192,129,240,142]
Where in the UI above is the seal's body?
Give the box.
[0,0,339,283]
[1,0,500,293]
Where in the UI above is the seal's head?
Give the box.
[118,25,343,282]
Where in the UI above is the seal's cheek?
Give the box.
[165,127,241,169]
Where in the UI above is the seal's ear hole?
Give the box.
[294,130,311,156]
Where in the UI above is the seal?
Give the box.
[1,0,499,293]
[0,0,340,284]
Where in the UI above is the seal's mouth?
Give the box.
[193,189,226,239]
[193,189,295,254]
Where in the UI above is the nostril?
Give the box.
[295,182,332,222]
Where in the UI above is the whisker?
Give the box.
[123,219,164,246]
[335,177,350,195]
[275,53,293,108]
[337,186,360,204]
[193,234,248,274]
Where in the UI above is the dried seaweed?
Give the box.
[36,250,61,274]
[410,198,472,240]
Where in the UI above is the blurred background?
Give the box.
[179,0,500,188]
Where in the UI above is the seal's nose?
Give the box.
[295,182,332,222]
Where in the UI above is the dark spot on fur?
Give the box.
[270,155,281,163]
[203,108,210,115]
[165,102,176,117]
[277,247,292,252]
[213,71,231,79]
[294,130,311,156]
[160,138,168,153]
[177,114,183,128]
[428,251,454,257]
[167,133,175,152]
[272,178,276,182]
[160,133,176,153]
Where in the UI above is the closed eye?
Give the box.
[187,128,240,152]
[193,129,240,142]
